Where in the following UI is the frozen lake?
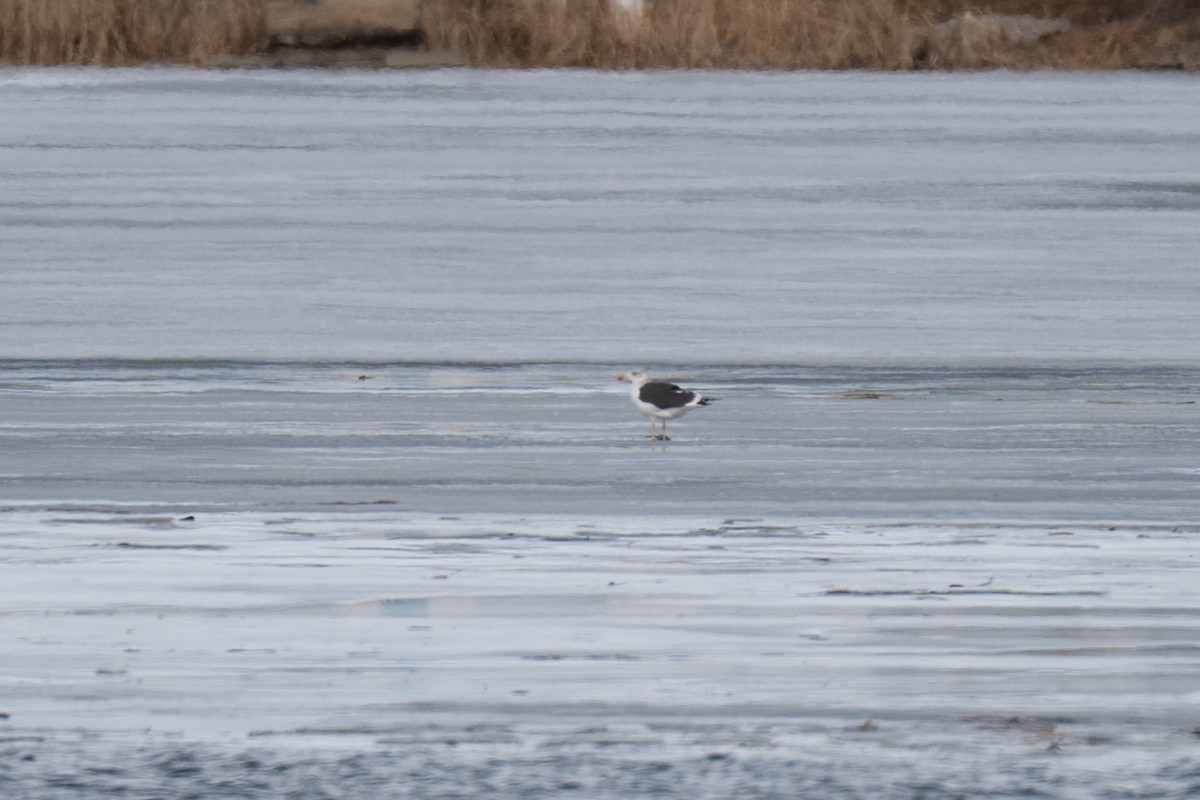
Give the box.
[3,68,1199,364]
[2,68,1200,798]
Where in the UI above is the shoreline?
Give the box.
[3,0,1198,70]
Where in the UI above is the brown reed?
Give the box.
[422,0,1200,70]
[1,0,1196,69]
[0,0,265,65]
[422,0,1200,69]
[421,0,925,69]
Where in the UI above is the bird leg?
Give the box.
[646,419,670,441]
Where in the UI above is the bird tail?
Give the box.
[698,396,716,406]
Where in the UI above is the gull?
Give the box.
[616,369,715,440]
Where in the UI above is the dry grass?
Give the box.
[422,0,925,69]
[0,0,265,65]
[0,0,1197,68]
[423,0,1200,69]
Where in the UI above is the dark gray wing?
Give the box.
[639,381,696,410]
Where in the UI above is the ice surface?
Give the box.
[3,361,1199,523]
[4,506,1200,798]
[2,68,1199,364]
[2,68,1200,798]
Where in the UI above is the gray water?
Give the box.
[2,68,1200,799]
